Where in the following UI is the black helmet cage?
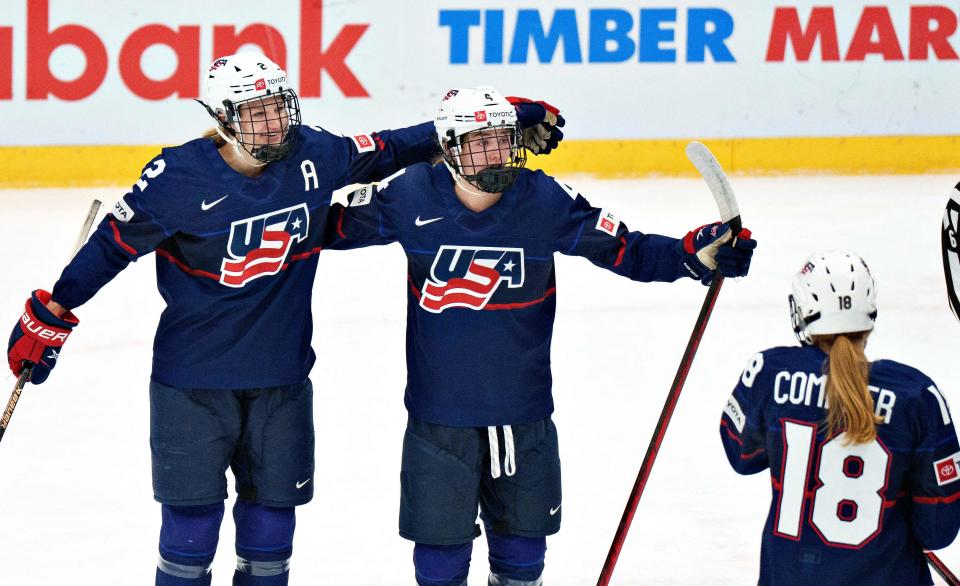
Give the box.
[788,294,815,345]
[213,89,302,163]
[442,125,527,193]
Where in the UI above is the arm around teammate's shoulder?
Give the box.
[322,165,416,251]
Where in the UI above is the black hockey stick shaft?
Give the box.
[1,199,101,446]
[927,550,960,586]
[597,270,727,585]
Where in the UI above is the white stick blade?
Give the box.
[685,142,740,224]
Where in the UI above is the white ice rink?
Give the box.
[1,173,958,585]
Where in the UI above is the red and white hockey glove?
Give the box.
[679,222,756,285]
[507,96,566,155]
[7,290,79,384]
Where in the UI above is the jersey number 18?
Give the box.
[774,420,890,548]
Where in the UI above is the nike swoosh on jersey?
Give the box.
[201,195,229,211]
[296,478,311,489]
[415,216,443,227]
[549,505,561,515]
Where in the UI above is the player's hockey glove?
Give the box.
[507,96,566,155]
[678,222,756,285]
[7,290,78,384]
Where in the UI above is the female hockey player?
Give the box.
[5,56,563,585]
[720,251,960,585]
[324,86,757,585]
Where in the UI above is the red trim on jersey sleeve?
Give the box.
[408,274,421,300]
[721,419,744,445]
[721,419,765,459]
[337,207,346,239]
[109,220,138,255]
[486,287,557,310]
[287,247,323,263]
[913,490,960,505]
[613,235,627,267]
[156,249,219,280]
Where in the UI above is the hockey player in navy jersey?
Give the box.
[5,56,564,586]
[324,86,757,585]
[720,251,960,585]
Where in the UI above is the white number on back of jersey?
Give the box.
[135,159,166,192]
[776,420,890,548]
[741,353,764,388]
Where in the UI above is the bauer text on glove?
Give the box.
[7,290,79,384]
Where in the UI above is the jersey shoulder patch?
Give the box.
[347,132,378,153]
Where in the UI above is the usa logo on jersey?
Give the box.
[420,246,524,313]
[220,203,310,288]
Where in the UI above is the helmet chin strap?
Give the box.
[216,125,268,168]
[453,171,496,197]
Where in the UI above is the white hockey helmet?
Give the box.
[200,52,301,163]
[435,86,526,193]
[789,251,878,344]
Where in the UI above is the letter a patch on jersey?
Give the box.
[935,451,960,486]
[220,203,310,288]
[420,246,524,313]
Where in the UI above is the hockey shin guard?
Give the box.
[157,503,225,586]
[232,501,295,585]
[413,542,473,586]
[486,527,545,585]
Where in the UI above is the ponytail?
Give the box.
[818,333,882,444]
[201,127,226,146]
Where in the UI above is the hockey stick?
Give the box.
[0,198,102,445]
[597,142,740,585]
[927,550,960,586]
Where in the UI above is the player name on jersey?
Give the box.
[771,368,897,423]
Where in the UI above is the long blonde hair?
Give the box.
[815,332,882,444]
[202,127,226,146]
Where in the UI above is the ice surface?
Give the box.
[0,174,957,584]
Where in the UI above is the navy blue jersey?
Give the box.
[51,123,437,389]
[325,163,691,426]
[720,344,960,585]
